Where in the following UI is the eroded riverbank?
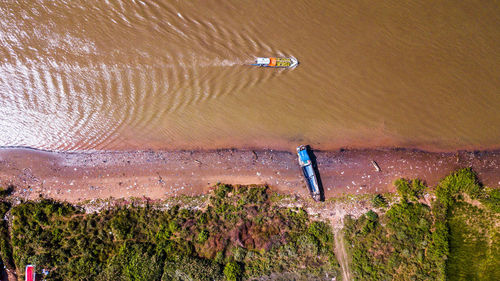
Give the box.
[1,147,500,203]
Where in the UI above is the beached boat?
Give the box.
[296,145,321,201]
[252,57,299,68]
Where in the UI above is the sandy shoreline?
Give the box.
[1,147,500,203]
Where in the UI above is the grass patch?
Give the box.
[447,201,500,280]
[344,168,500,281]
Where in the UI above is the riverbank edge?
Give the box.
[1,146,500,203]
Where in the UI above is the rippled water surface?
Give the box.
[1,1,499,151]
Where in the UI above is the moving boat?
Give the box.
[252,57,299,68]
[296,145,321,201]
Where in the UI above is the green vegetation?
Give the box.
[395,178,425,202]
[2,184,338,280]
[0,201,13,271]
[435,168,481,207]
[344,168,500,281]
[447,201,499,280]
[224,261,243,281]
[1,169,498,280]
[344,195,444,280]
[439,169,500,281]
[371,194,388,208]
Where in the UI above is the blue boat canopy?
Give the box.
[298,149,311,164]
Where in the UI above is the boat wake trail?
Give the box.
[0,0,298,150]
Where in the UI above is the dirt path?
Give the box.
[334,227,351,281]
[293,198,370,281]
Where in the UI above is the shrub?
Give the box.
[243,186,268,204]
[365,210,378,222]
[307,221,333,246]
[198,212,208,224]
[361,211,378,234]
[395,179,425,202]
[297,234,319,256]
[223,261,242,281]
[215,184,233,199]
[372,194,388,208]
[0,185,13,197]
[436,168,481,206]
[232,247,247,262]
[395,178,411,200]
[198,230,209,243]
[110,208,139,240]
[411,179,426,199]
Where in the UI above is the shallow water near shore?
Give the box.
[1,1,499,151]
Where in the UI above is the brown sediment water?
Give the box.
[0,1,499,151]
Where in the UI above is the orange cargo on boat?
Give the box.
[269,57,276,66]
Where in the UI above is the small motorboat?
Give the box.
[252,57,299,68]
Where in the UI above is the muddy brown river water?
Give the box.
[1,1,499,151]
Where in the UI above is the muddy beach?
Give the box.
[1,147,499,203]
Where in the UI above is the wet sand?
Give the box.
[1,147,499,203]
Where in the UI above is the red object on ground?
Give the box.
[25,265,35,281]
